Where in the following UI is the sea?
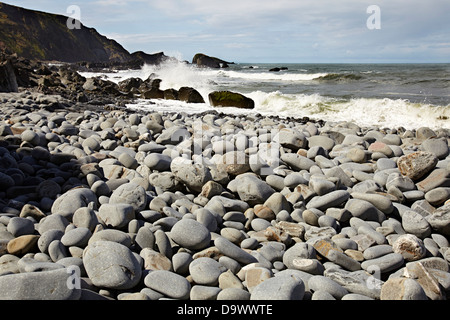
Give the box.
[79,61,450,130]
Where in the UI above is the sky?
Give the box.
[2,0,450,63]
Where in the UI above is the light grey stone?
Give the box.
[215,236,258,265]
[308,275,348,299]
[169,218,211,250]
[0,268,81,300]
[306,190,350,211]
[189,257,226,286]
[250,274,305,300]
[83,240,142,290]
[144,270,191,299]
[109,182,147,212]
[51,188,97,220]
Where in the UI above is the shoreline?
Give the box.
[0,88,449,301]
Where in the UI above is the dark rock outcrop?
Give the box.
[178,87,205,103]
[208,91,254,109]
[0,56,18,92]
[0,3,174,69]
[192,53,233,69]
[0,2,130,63]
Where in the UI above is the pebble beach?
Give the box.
[0,89,449,301]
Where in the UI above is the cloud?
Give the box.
[4,0,450,62]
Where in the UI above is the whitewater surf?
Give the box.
[79,60,450,130]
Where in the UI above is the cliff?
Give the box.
[0,2,148,64]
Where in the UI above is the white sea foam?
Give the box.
[80,60,450,130]
[248,90,450,129]
[217,70,327,82]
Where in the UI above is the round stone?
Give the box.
[308,275,348,299]
[402,210,431,239]
[392,234,426,261]
[98,203,135,229]
[61,227,92,248]
[250,274,305,300]
[214,236,258,265]
[189,257,225,286]
[169,218,211,250]
[6,217,35,237]
[109,182,147,212]
[83,240,142,290]
[51,187,97,220]
[144,270,191,300]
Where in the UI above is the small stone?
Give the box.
[109,182,147,212]
[0,268,81,300]
[218,151,250,176]
[140,248,172,271]
[346,148,367,163]
[368,141,393,157]
[201,180,224,199]
[172,252,193,275]
[253,205,276,221]
[98,203,135,229]
[83,240,142,290]
[72,206,98,231]
[250,273,305,300]
[380,278,427,300]
[306,190,350,211]
[218,269,244,289]
[144,270,191,300]
[397,151,438,180]
[170,218,211,251]
[245,267,273,292]
[425,187,450,206]
[171,158,212,193]
[283,242,316,269]
[217,288,250,300]
[274,128,307,150]
[51,187,97,220]
[402,210,431,239]
[61,227,92,248]
[229,173,275,206]
[426,204,450,237]
[308,275,348,299]
[393,234,426,261]
[144,153,172,171]
[361,253,404,274]
[363,244,393,260]
[215,236,258,265]
[189,257,225,286]
[421,137,449,160]
[417,169,450,193]
[6,217,35,237]
[48,239,68,262]
[7,235,39,255]
[19,204,46,222]
[190,285,221,300]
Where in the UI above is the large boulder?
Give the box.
[192,53,232,68]
[178,86,205,103]
[209,91,254,109]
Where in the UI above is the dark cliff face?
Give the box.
[0,2,131,63]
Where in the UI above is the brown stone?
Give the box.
[253,204,276,221]
[7,235,40,255]
[397,151,438,181]
[201,180,224,199]
[19,204,46,221]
